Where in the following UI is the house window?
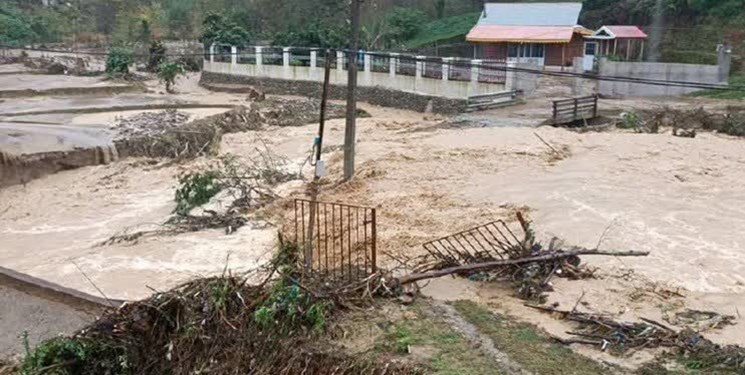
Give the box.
[509,44,545,58]
[530,44,545,58]
[584,42,597,56]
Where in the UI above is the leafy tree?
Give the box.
[382,7,428,48]
[147,39,167,72]
[157,62,185,93]
[272,22,348,48]
[0,4,37,46]
[105,47,134,77]
[200,12,250,48]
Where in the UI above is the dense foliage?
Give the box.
[157,62,185,93]
[147,39,166,71]
[200,12,250,48]
[0,0,743,69]
[105,47,133,76]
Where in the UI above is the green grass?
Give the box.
[404,12,480,49]
[691,74,745,100]
[451,300,611,375]
[375,301,503,375]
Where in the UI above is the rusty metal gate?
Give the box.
[422,220,524,266]
[294,199,377,281]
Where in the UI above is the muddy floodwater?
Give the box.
[2,70,745,367]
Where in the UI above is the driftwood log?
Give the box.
[396,249,649,285]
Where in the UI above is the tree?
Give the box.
[0,4,37,46]
[382,7,428,48]
[200,12,250,48]
[105,47,133,77]
[147,39,167,72]
[435,0,446,19]
[157,62,185,93]
[272,22,347,48]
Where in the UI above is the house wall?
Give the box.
[545,33,584,66]
[481,43,508,60]
[475,32,585,66]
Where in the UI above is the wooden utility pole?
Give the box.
[305,50,334,270]
[343,0,362,181]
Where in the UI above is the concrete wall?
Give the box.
[597,59,725,97]
[202,46,509,100]
[200,71,469,114]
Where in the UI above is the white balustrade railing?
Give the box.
[204,45,514,99]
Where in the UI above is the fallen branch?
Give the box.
[397,249,649,285]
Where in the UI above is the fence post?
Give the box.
[389,53,398,77]
[552,101,558,123]
[505,61,516,90]
[336,50,345,81]
[310,49,317,69]
[361,52,372,86]
[471,59,482,83]
[209,43,215,63]
[230,46,237,66]
[573,98,579,119]
[336,50,344,70]
[283,47,291,67]
[593,95,599,118]
[415,55,425,78]
[364,52,371,73]
[255,46,263,67]
[442,57,452,81]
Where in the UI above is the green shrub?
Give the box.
[21,337,130,375]
[177,56,201,72]
[619,111,640,129]
[147,39,167,72]
[105,47,133,77]
[157,62,185,93]
[174,170,221,215]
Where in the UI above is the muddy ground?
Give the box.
[1,69,745,370]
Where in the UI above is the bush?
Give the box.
[157,62,185,93]
[0,6,36,46]
[147,39,167,72]
[174,170,221,215]
[200,12,250,48]
[21,337,129,375]
[383,7,428,47]
[177,56,202,72]
[272,22,347,48]
[105,47,134,77]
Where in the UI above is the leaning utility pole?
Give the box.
[343,0,362,181]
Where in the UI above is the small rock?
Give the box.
[398,294,415,305]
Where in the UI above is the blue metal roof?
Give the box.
[478,2,582,26]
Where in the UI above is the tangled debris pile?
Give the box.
[103,151,296,245]
[401,213,646,302]
[621,106,745,138]
[110,110,191,140]
[664,309,737,332]
[19,243,420,375]
[21,55,97,75]
[113,106,260,159]
[258,97,367,127]
[526,304,745,373]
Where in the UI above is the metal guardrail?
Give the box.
[294,199,377,281]
[552,95,599,124]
